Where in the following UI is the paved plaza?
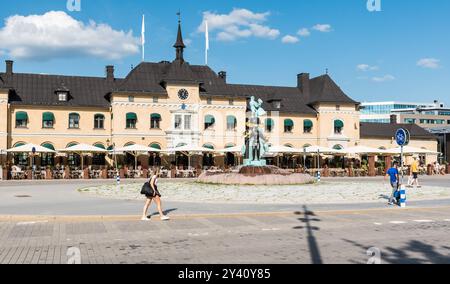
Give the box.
[1,176,450,264]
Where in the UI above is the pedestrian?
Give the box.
[385,161,400,205]
[408,156,421,188]
[141,168,170,221]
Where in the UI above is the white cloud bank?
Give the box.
[357,64,379,71]
[198,8,280,41]
[372,74,395,82]
[297,28,310,37]
[417,58,440,69]
[281,35,299,44]
[0,11,140,60]
[312,24,332,33]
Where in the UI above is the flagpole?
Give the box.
[141,14,145,62]
[205,20,209,65]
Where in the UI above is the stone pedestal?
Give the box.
[368,156,376,177]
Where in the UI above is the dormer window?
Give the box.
[273,101,281,109]
[58,92,68,102]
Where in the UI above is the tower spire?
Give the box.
[174,11,186,63]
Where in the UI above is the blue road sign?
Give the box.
[395,128,410,146]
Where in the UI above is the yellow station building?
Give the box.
[0,21,438,170]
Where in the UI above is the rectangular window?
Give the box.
[175,115,182,129]
[336,105,341,111]
[229,99,234,106]
[153,96,159,103]
[16,120,27,128]
[43,120,54,128]
[69,115,80,129]
[126,119,136,129]
[128,96,135,102]
[404,118,416,124]
[207,98,212,105]
[58,93,67,102]
[184,115,191,130]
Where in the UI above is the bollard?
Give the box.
[399,185,406,208]
[317,171,321,183]
[116,175,121,185]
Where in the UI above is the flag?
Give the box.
[141,14,145,62]
[205,20,209,65]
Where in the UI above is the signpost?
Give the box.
[31,147,36,180]
[395,128,410,208]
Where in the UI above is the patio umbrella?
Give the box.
[216,145,244,153]
[342,146,388,155]
[6,143,56,153]
[304,146,344,178]
[384,146,440,155]
[114,144,161,170]
[58,144,107,177]
[163,145,214,169]
[267,145,303,154]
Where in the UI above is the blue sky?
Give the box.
[0,0,449,105]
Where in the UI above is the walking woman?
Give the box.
[141,168,170,221]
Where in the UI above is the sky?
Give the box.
[0,0,449,105]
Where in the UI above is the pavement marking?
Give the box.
[389,221,407,224]
[413,220,434,223]
[262,228,281,231]
[373,223,383,226]
[188,232,210,237]
[444,219,450,222]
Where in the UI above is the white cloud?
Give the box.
[372,74,396,82]
[297,28,310,37]
[281,35,299,44]
[184,38,193,46]
[0,11,140,60]
[357,64,379,71]
[198,8,280,41]
[417,58,440,69]
[312,24,332,33]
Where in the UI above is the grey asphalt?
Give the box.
[0,176,449,216]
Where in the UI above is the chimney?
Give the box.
[218,71,227,83]
[106,65,114,82]
[5,60,13,76]
[390,114,397,124]
[297,73,310,96]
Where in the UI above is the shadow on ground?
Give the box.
[293,206,322,264]
[344,239,450,264]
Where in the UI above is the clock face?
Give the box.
[178,89,189,100]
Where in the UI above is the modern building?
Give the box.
[361,101,449,163]
[0,21,439,169]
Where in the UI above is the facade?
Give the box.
[0,21,439,169]
[361,101,449,163]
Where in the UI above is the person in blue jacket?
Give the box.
[385,161,400,205]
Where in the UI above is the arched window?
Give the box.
[334,120,344,134]
[203,144,215,150]
[226,116,237,131]
[66,142,80,166]
[333,145,343,150]
[41,143,55,167]
[42,112,55,128]
[150,143,162,150]
[265,118,274,133]
[284,119,294,133]
[68,113,80,129]
[94,114,105,129]
[205,115,215,130]
[13,142,28,166]
[151,113,161,129]
[149,143,162,166]
[92,143,106,165]
[126,113,137,129]
[303,120,313,133]
[15,112,28,128]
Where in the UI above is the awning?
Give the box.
[284,119,294,127]
[304,120,313,128]
[126,113,137,120]
[16,112,28,121]
[203,144,215,150]
[42,112,55,121]
[150,143,161,150]
[41,143,55,151]
[94,143,106,149]
[205,115,215,124]
[151,113,161,120]
[7,143,56,153]
[334,120,344,128]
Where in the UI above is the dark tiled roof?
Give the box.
[360,123,437,140]
[308,75,358,104]
[1,60,357,114]
[0,72,119,107]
